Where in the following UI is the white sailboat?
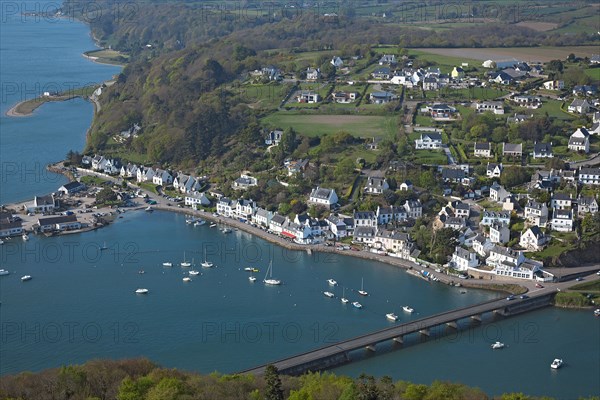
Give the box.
[189,270,200,276]
[323,291,335,298]
[358,278,368,296]
[341,287,349,304]
[100,241,108,251]
[180,252,191,267]
[201,249,213,268]
[135,288,149,294]
[263,260,281,285]
[162,262,173,267]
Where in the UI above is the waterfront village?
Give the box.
[2,52,600,285]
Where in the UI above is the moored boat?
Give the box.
[263,260,281,285]
[22,233,29,241]
[352,301,362,309]
[403,306,414,313]
[594,309,600,317]
[0,269,9,276]
[135,288,149,294]
[323,291,335,298]
[162,262,173,267]
[145,206,153,212]
[550,358,563,369]
[386,313,398,321]
[180,251,191,267]
[201,249,213,268]
[491,341,505,349]
[341,287,349,304]
[327,278,337,286]
[183,277,192,282]
[249,275,257,282]
[358,278,368,296]
[189,270,200,276]
[21,275,32,281]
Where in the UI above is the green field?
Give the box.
[84,49,129,65]
[261,112,398,138]
[584,67,600,81]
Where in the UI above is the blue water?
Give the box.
[0,2,598,400]
[0,0,121,204]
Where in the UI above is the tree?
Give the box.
[281,127,298,155]
[356,374,379,400]
[264,365,284,400]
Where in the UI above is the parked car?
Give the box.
[506,295,515,301]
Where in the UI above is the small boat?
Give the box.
[222,228,232,234]
[263,260,281,285]
[0,239,4,245]
[162,262,173,267]
[180,252,191,267]
[210,223,217,228]
[22,234,29,241]
[145,206,153,212]
[550,359,563,369]
[386,313,398,321]
[21,275,32,281]
[185,217,196,225]
[138,269,145,274]
[491,341,505,349]
[244,267,259,272]
[352,301,362,309]
[189,270,200,276]
[249,275,257,282]
[0,269,10,276]
[99,241,108,251]
[201,250,213,268]
[460,289,467,294]
[403,306,414,313]
[327,278,337,286]
[194,219,206,226]
[341,287,349,304]
[594,309,600,317]
[323,291,335,298]
[135,288,148,294]
[358,278,368,296]
[183,277,192,282]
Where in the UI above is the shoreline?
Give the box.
[5,95,85,118]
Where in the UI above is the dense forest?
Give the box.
[2,358,596,400]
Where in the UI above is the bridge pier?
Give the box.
[365,345,376,352]
[419,329,430,337]
[393,336,404,344]
[470,314,482,322]
[446,321,458,329]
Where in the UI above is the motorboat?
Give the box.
[145,206,153,212]
[135,288,148,294]
[249,275,257,282]
[0,269,10,276]
[491,341,505,349]
[21,275,32,281]
[244,267,259,272]
[323,291,335,298]
[138,269,145,274]
[194,219,206,226]
[183,277,192,282]
[594,309,600,317]
[403,306,414,313]
[22,233,29,241]
[327,278,337,286]
[189,270,200,276]
[162,262,173,267]
[386,313,398,321]
[263,260,281,285]
[222,228,232,234]
[550,359,563,369]
[352,301,362,309]
[209,223,217,228]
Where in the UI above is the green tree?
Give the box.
[264,365,284,400]
[281,127,298,155]
[356,374,379,400]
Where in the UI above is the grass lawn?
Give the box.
[84,48,128,65]
[584,67,600,81]
[261,112,398,138]
[570,280,600,292]
[407,49,481,73]
[80,175,108,186]
[412,150,447,165]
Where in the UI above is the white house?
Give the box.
[520,226,548,251]
[24,195,55,213]
[216,198,235,217]
[415,132,442,149]
[269,214,287,234]
[184,192,210,209]
[354,211,377,228]
[308,187,338,209]
[376,205,407,225]
[306,68,321,80]
[58,181,86,195]
[486,163,503,178]
[374,230,414,258]
[296,91,321,103]
[487,245,545,280]
[330,56,343,68]
[568,128,590,153]
[502,143,523,158]
[235,199,256,220]
[451,246,479,271]
[265,130,283,146]
[404,200,423,219]
[354,226,377,244]
[568,99,590,114]
[37,215,81,233]
[474,142,492,158]
[542,80,564,90]
[551,193,572,210]
[489,183,511,203]
[551,209,573,232]
[578,167,600,185]
[475,101,504,115]
[489,222,510,244]
[0,217,23,238]
[364,177,389,195]
[577,196,598,215]
[253,208,273,228]
[233,174,258,190]
[524,200,549,227]
[480,210,510,226]
[152,169,173,186]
